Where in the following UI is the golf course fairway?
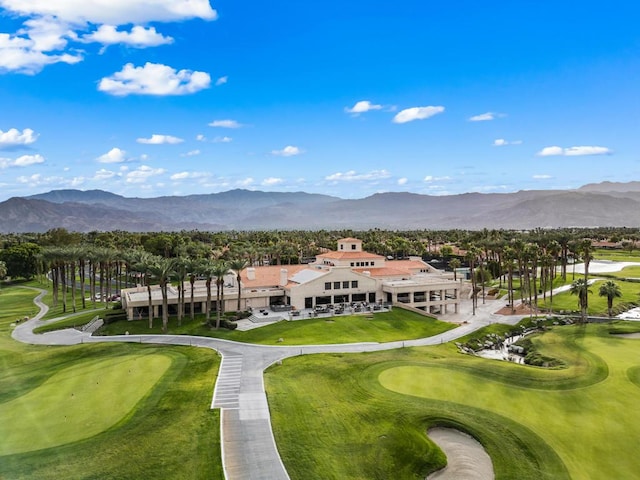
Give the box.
[0,353,172,455]
[378,328,639,479]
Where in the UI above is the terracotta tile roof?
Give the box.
[338,237,362,242]
[241,264,309,288]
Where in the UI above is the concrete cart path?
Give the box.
[12,287,528,480]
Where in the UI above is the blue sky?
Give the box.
[0,1,639,201]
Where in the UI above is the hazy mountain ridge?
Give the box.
[1,183,639,232]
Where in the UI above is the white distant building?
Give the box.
[121,237,461,320]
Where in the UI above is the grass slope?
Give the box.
[99,309,455,345]
[266,323,640,479]
[0,286,223,480]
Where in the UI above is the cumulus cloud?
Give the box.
[423,175,451,183]
[262,177,284,186]
[82,25,173,50]
[0,32,82,74]
[209,119,243,128]
[533,174,552,179]
[97,147,127,163]
[272,145,302,157]
[392,106,445,124]
[215,75,228,86]
[537,145,612,157]
[0,153,45,168]
[214,136,232,143]
[0,128,39,148]
[345,100,383,115]
[93,168,117,180]
[469,112,506,122]
[0,1,217,25]
[126,165,166,183]
[170,171,210,180]
[137,134,184,145]
[0,1,216,74]
[325,169,391,182]
[98,62,210,96]
[493,138,522,146]
[397,177,408,186]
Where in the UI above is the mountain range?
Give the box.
[1,181,640,233]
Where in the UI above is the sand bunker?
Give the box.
[427,428,494,479]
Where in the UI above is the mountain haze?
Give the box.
[1,183,639,233]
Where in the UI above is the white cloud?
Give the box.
[98,62,211,96]
[196,134,206,142]
[236,177,254,187]
[325,169,391,182]
[424,175,451,183]
[170,171,210,180]
[262,177,284,186]
[469,112,505,122]
[82,25,173,49]
[272,145,302,157]
[97,147,127,163]
[0,1,217,25]
[0,153,45,168]
[537,145,612,157]
[137,134,184,145]
[126,165,166,183]
[493,138,522,146]
[345,100,383,115]
[397,177,408,186]
[209,119,242,128]
[181,149,201,157]
[533,174,552,179]
[0,32,82,74]
[93,168,117,180]
[392,106,445,124]
[0,128,39,147]
[214,136,232,143]
[215,75,228,86]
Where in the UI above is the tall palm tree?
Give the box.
[132,250,155,328]
[212,260,231,329]
[229,258,249,312]
[598,280,622,317]
[449,257,461,281]
[0,260,6,295]
[173,256,189,326]
[148,257,176,334]
[570,278,591,323]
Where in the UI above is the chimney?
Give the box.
[280,268,288,287]
[247,267,256,281]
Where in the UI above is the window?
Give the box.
[333,281,340,289]
[351,244,356,250]
[342,281,349,288]
[325,282,331,290]
[371,261,375,266]
[365,262,369,266]
[351,280,358,288]
[340,244,344,250]
[350,262,354,267]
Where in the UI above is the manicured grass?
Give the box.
[539,278,640,316]
[593,249,640,262]
[33,309,107,334]
[266,323,640,479]
[0,285,223,480]
[1,353,172,455]
[99,309,456,345]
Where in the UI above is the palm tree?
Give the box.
[148,257,177,334]
[229,258,249,312]
[598,280,622,317]
[0,260,6,295]
[173,256,189,326]
[212,260,231,329]
[449,257,461,281]
[570,278,591,323]
[132,250,155,328]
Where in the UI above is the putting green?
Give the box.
[379,330,640,479]
[0,353,172,455]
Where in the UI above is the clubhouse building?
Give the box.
[121,238,462,320]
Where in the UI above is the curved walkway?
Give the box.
[12,288,526,480]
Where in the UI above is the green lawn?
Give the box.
[265,323,640,479]
[98,309,456,345]
[539,278,640,316]
[0,285,223,480]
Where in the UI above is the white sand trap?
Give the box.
[427,428,494,480]
[573,260,640,274]
[612,332,640,339]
